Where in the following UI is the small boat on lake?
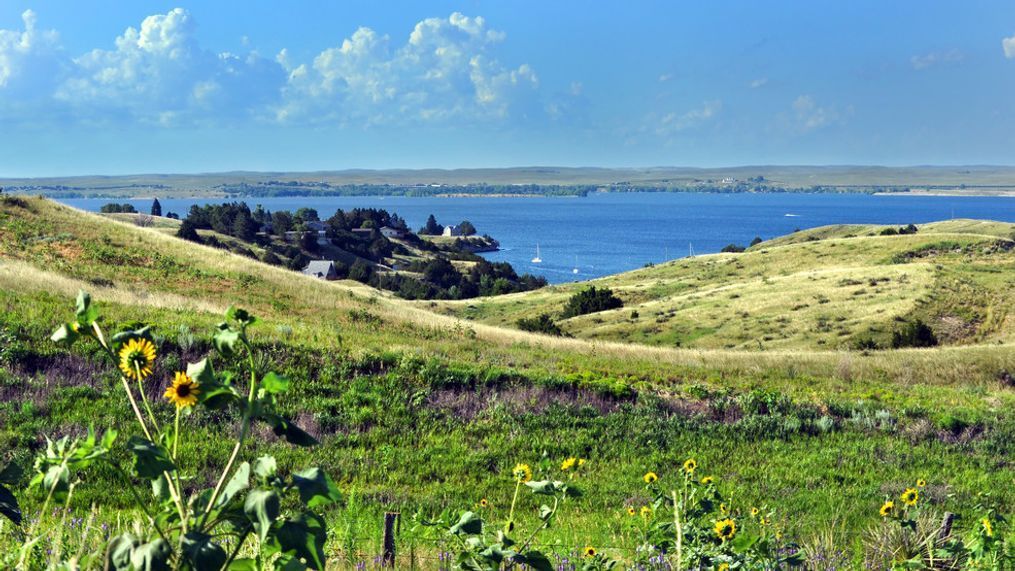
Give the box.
[532,244,542,264]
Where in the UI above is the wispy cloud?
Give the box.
[910,49,964,70]
[655,100,722,135]
[1004,34,1015,59]
[791,95,838,132]
[749,77,768,89]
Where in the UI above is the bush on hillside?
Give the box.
[517,313,564,336]
[721,243,746,253]
[99,203,136,214]
[892,319,938,348]
[561,286,623,318]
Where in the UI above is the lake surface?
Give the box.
[62,193,1015,284]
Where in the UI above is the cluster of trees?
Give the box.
[718,237,763,254]
[518,286,624,336]
[417,214,477,236]
[880,224,919,236]
[173,201,545,301]
[99,203,137,213]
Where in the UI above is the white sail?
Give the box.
[532,244,542,263]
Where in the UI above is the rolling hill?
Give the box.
[436,220,1015,351]
[0,195,1013,562]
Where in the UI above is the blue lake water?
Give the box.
[62,193,1015,284]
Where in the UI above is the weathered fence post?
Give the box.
[937,512,955,541]
[383,511,400,567]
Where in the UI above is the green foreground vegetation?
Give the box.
[0,196,1012,568]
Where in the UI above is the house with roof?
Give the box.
[302,260,338,280]
[442,224,462,237]
[380,226,405,239]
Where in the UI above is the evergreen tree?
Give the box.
[150,198,162,217]
[421,214,443,235]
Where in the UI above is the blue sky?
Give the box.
[1,1,1014,176]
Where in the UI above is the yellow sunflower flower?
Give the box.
[900,488,919,506]
[916,478,927,488]
[578,458,586,467]
[718,564,730,571]
[512,463,532,483]
[880,500,895,517]
[626,507,636,516]
[700,475,714,485]
[982,517,993,538]
[643,471,658,484]
[751,507,760,517]
[714,518,736,541]
[118,338,157,380]
[561,457,577,471]
[640,505,652,518]
[583,546,597,558]
[479,498,489,508]
[683,458,697,474]
[720,502,729,515]
[164,371,200,408]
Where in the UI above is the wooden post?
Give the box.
[383,512,399,567]
[937,512,955,541]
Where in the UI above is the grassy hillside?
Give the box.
[437,220,1015,351]
[0,196,1013,565]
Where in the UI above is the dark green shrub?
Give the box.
[891,319,938,348]
[517,313,564,336]
[561,286,622,318]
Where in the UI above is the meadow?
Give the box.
[0,196,1012,568]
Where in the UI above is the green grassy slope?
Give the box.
[1,196,1013,561]
[437,220,1015,350]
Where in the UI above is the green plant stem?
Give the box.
[16,463,63,569]
[172,407,181,460]
[222,525,252,569]
[506,480,521,533]
[672,489,682,571]
[134,361,161,438]
[106,460,171,545]
[201,336,258,529]
[509,496,558,566]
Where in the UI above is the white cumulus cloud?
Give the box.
[279,12,539,124]
[0,10,62,95]
[55,8,285,124]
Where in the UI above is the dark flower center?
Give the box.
[177,384,191,397]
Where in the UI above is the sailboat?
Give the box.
[531,244,542,264]
[572,255,579,274]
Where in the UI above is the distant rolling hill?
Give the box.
[435,220,1015,351]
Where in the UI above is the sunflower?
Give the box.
[713,518,736,541]
[982,517,993,538]
[561,457,577,471]
[118,338,157,380]
[583,546,597,558]
[700,475,714,485]
[879,500,895,517]
[578,458,586,467]
[759,517,771,526]
[164,371,200,408]
[683,458,697,474]
[626,507,636,517]
[916,478,927,488]
[717,564,730,571]
[640,505,652,518]
[720,502,729,515]
[750,507,760,517]
[643,471,658,484]
[512,463,532,483]
[900,488,919,506]
[479,498,489,508]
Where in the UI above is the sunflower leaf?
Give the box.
[127,437,175,479]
